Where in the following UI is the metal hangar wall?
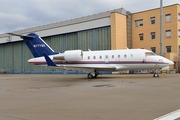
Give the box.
[0,8,128,74]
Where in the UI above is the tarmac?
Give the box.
[0,73,180,120]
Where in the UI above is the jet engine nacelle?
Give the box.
[64,50,83,61]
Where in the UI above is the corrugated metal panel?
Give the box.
[50,35,63,52]
[95,27,111,50]
[30,64,41,73]
[63,33,78,51]
[23,42,32,72]
[77,30,94,51]
[0,26,111,74]
[5,43,13,72]
[0,45,3,70]
[13,42,21,72]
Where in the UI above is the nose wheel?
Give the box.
[153,73,159,77]
[153,70,159,77]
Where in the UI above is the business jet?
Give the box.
[8,32,174,79]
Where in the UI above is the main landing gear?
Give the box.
[87,71,99,79]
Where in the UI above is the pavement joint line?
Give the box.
[154,109,180,120]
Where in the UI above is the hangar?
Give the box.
[0,8,130,73]
[0,4,180,74]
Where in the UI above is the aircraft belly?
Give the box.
[116,64,157,70]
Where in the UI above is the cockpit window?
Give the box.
[145,52,156,56]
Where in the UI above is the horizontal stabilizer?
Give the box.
[7,33,35,39]
[43,53,57,67]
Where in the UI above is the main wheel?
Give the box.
[87,73,93,79]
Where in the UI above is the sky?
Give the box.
[0,0,180,34]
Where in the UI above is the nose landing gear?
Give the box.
[153,70,159,77]
[153,73,159,77]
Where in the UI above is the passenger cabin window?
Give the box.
[105,55,108,59]
[118,55,120,58]
[112,55,114,59]
[124,55,127,58]
[93,56,96,59]
[88,56,90,59]
[145,52,156,56]
[131,54,133,58]
[99,56,102,59]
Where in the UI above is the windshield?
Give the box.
[145,52,156,56]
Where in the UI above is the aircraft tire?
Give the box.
[87,73,93,79]
[153,73,159,77]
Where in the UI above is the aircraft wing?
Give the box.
[55,65,117,73]
[44,63,118,73]
[43,53,126,72]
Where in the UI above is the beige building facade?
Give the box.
[110,4,180,70]
[131,4,180,69]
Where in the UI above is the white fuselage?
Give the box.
[28,49,174,72]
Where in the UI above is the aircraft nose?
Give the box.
[168,60,174,65]
[165,59,174,65]
[162,57,174,65]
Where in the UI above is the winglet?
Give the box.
[43,53,57,66]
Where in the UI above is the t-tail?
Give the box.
[9,32,59,58]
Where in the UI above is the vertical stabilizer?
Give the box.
[21,32,58,57]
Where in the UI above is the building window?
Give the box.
[134,19,143,27]
[178,13,180,21]
[166,30,171,38]
[139,33,144,41]
[150,17,155,24]
[166,46,171,53]
[150,32,156,40]
[165,14,171,22]
[178,30,180,37]
[151,47,156,53]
